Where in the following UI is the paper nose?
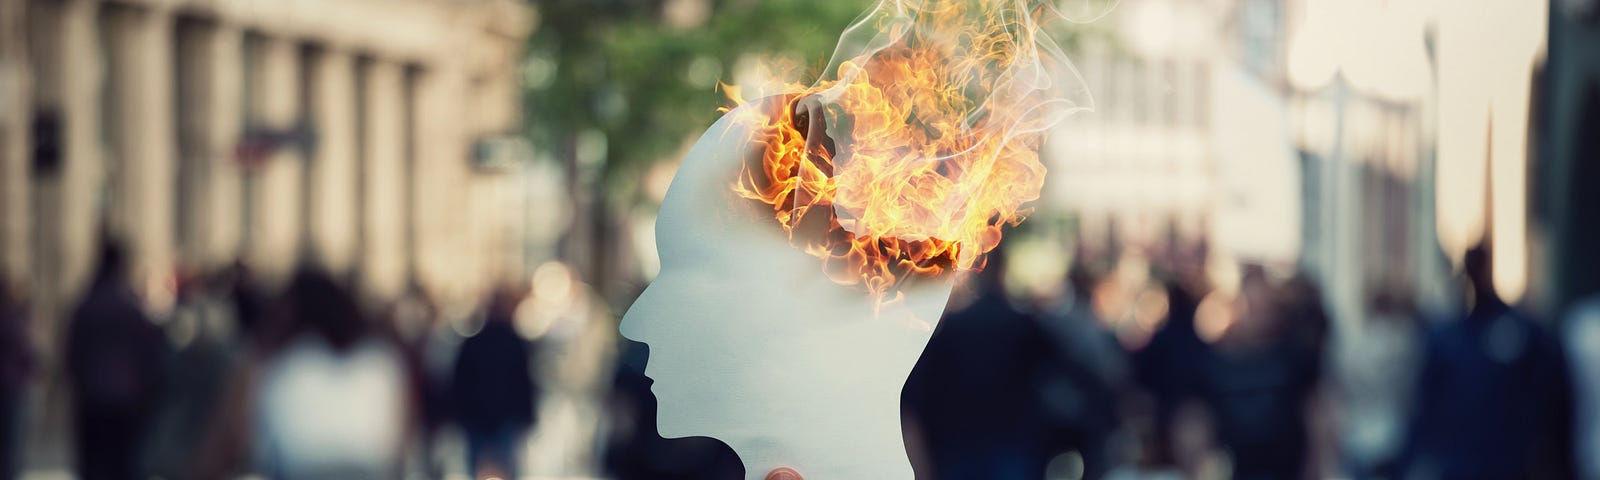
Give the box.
[618,285,655,342]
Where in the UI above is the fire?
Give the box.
[728,0,1087,302]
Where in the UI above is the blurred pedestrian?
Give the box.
[453,286,539,479]
[0,279,35,480]
[903,249,1058,479]
[1132,277,1209,469]
[390,282,449,478]
[1565,294,1600,480]
[225,260,268,344]
[251,267,408,479]
[65,240,169,479]
[1333,286,1423,478]
[1037,266,1130,479]
[1400,244,1574,479]
[1197,266,1325,480]
[143,267,242,478]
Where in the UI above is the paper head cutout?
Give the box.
[622,1,1096,478]
[622,96,956,479]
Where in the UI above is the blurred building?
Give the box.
[1282,0,1453,326]
[1539,0,1600,315]
[1044,0,1217,259]
[1045,0,1299,273]
[1044,0,1566,329]
[0,0,534,350]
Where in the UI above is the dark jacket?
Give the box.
[67,277,167,416]
[1401,299,1574,479]
[903,291,1057,479]
[451,320,537,434]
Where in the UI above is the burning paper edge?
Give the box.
[727,0,1104,303]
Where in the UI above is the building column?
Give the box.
[307,47,358,275]
[0,0,30,290]
[106,5,177,306]
[411,65,473,304]
[22,0,105,354]
[178,23,244,269]
[467,41,529,288]
[245,36,303,285]
[58,0,101,306]
[360,59,407,302]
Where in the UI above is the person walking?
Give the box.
[453,287,539,480]
[65,241,168,479]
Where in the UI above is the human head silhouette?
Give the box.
[1464,242,1499,306]
[284,266,364,352]
[93,237,129,285]
[619,97,958,480]
[622,2,1101,476]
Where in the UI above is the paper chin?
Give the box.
[655,418,693,439]
[652,392,691,437]
[650,383,693,437]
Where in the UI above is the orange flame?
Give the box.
[729,0,1087,302]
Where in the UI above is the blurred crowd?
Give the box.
[890,240,1582,480]
[599,237,1595,479]
[0,235,1595,480]
[0,238,557,480]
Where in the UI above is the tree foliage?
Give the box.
[523,0,1093,204]
[524,0,867,196]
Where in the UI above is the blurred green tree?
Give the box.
[525,0,866,186]
[523,0,867,295]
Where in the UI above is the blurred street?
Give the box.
[1,0,1598,479]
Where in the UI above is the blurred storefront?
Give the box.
[0,0,534,354]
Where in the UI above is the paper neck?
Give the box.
[735,392,914,480]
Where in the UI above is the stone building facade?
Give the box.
[0,0,534,351]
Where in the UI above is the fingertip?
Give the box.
[765,467,803,480]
